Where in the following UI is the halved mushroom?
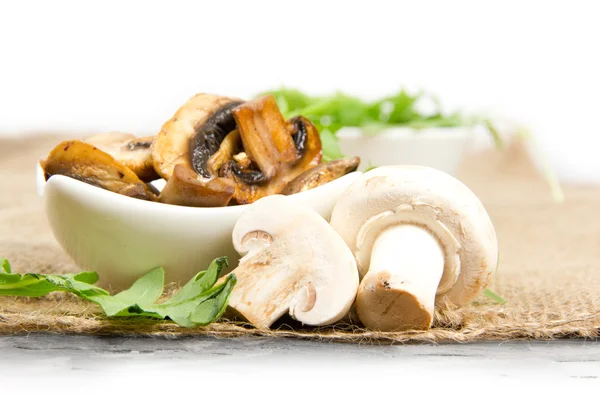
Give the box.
[43,140,156,200]
[227,195,359,329]
[152,93,243,180]
[282,156,361,195]
[84,132,158,182]
[158,164,235,207]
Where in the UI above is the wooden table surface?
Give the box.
[1,334,599,379]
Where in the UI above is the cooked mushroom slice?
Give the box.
[191,101,244,178]
[222,115,323,205]
[330,166,499,331]
[233,95,298,179]
[282,156,361,195]
[220,160,267,185]
[158,164,235,207]
[152,93,242,180]
[43,140,156,200]
[206,130,241,176]
[232,152,252,169]
[84,132,158,182]
[288,116,323,168]
[228,195,359,329]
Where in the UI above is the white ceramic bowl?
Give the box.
[36,163,362,290]
[337,127,472,175]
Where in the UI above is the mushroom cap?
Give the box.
[330,165,498,307]
[152,93,241,180]
[42,140,156,201]
[84,132,158,182]
[229,195,359,328]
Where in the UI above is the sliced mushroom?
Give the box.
[43,140,156,200]
[222,115,323,204]
[228,195,359,329]
[191,101,244,178]
[84,132,158,182]
[158,164,235,207]
[232,95,298,179]
[232,152,252,169]
[152,93,242,180]
[288,116,323,169]
[206,130,241,176]
[282,156,361,195]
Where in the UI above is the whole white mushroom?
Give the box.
[330,166,498,331]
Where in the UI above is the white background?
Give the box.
[1,1,599,183]
[1,2,600,396]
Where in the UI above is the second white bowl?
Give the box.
[337,127,472,175]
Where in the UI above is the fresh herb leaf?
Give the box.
[260,88,502,160]
[364,161,378,172]
[483,288,506,304]
[1,258,12,274]
[0,274,61,297]
[73,271,100,285]
[0,257,235,327]
[151,257,232,327]
[189,276,237,326]
[320,129,345,162]
[163,256,225,305]
[43,273,109,297]
[484,119,504,149]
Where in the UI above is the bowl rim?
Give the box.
[336,125,474,139]
[36,161,362,214]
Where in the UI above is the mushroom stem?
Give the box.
[356,225,444,331]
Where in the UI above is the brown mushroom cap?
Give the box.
[84,132,158,182]
[43,140,156,201]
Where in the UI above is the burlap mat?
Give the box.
[1,136,599,343]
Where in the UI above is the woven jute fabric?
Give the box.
[1,136,599,343]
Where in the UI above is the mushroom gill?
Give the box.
[151,94,244,207]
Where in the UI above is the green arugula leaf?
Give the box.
[189,275,237,326]
[44,273,109,297]
[320,129,345,162]
[1,258,12,274]
[150,257,230,327]
[261,88,502,161]
[0,257,235,327]
[118,267,165,306]
[164,257,226,305]
[483,288,506,304]
[0,275,61,297]
[364,161,378,172]
[73,271,100,284]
